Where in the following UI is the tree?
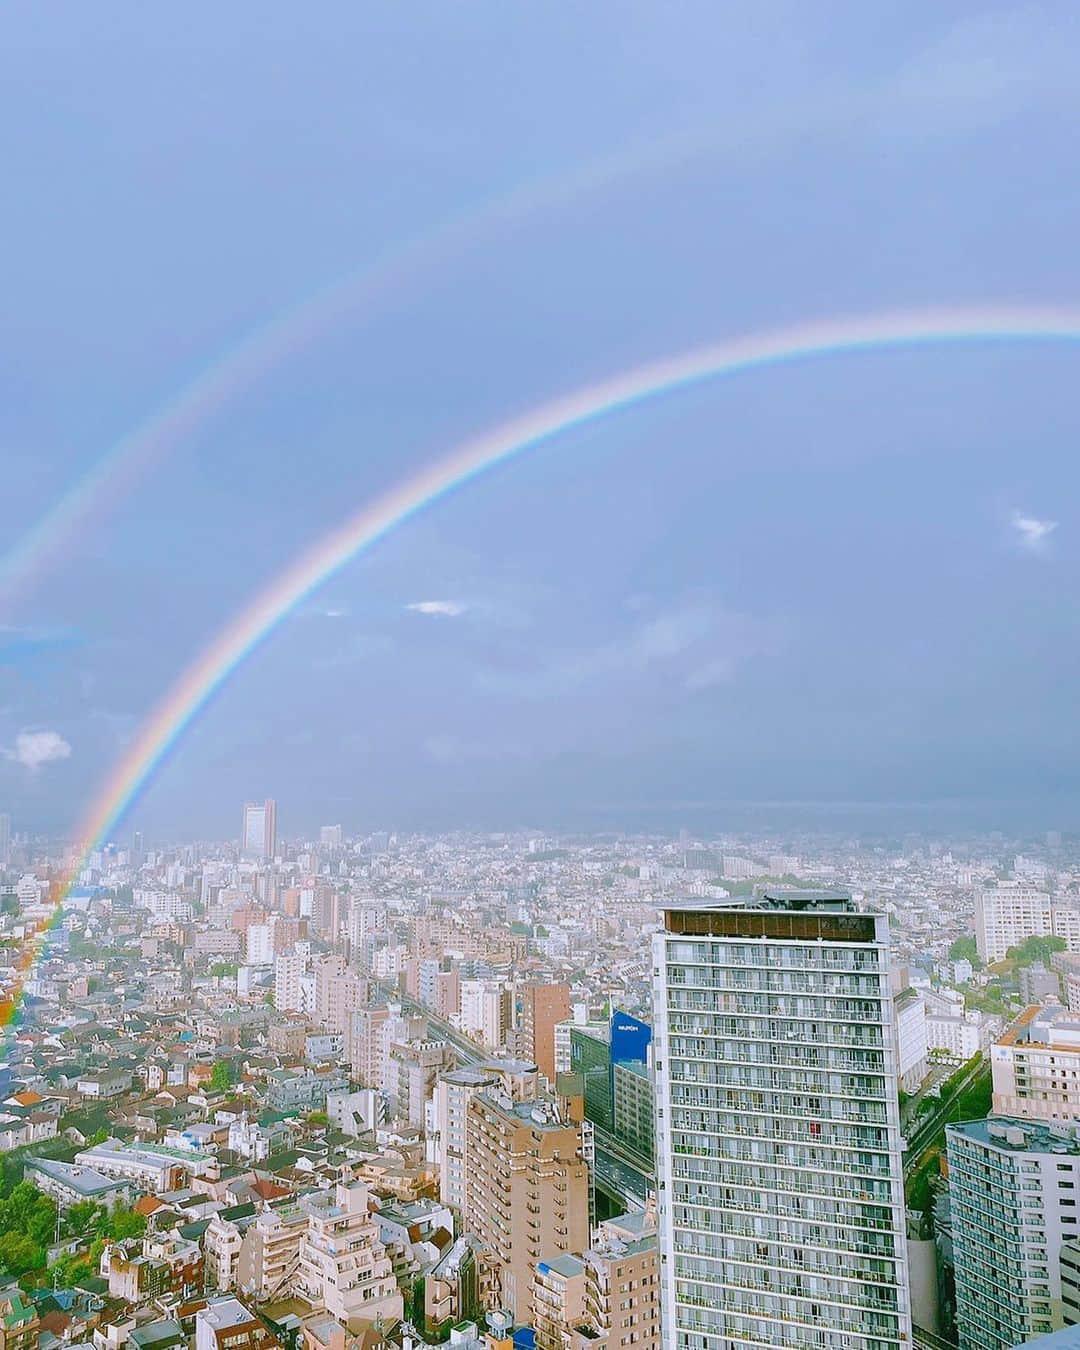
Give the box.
[65,1201,104,1236]
[210,1060,234,1092]
[0,1230,44,1276]
[209,962,238,980]
[1006,935,1067,968]
[948,936,982,968]
[101,1207,145,1242]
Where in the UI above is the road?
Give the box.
[904,1055,988,1179]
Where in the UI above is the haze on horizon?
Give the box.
[2,2,1080,840]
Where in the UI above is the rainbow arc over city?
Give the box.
[4,302,1080,1035]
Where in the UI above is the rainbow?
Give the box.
[5,303,1080,1034]
[0,126,726,619]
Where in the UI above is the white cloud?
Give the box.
[322,607,349,619]
[476,597,779,698]
[5,728,72,770]
[406,600,467,618]
[1011,510,1058,554]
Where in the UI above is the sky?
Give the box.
[3,2,1080,841]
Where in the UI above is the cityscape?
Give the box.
[4,6,1080,1350]
[0,811,1078,1348]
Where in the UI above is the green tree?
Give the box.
[210,1060,234,1092]
[948,936,982,969]
[0,1230,44,1276]
[100,1207,145,1242]
[65,1201,104,1236]
[1006,935,1067,968]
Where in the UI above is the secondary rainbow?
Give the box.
[0,125,722,618]
[6,303,1080,1030]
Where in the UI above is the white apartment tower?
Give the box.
[976,883,1061,965]
[652,892,912,1350]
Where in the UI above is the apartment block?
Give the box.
[295,1179,403,1328]
[652,893,911,1350]
[993,1007,1080,1124]
[948,1117,1080,1348]
[465,1088,590,1323]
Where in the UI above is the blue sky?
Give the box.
[3,2,1080,839]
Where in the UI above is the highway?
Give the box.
[372,979,655,1207]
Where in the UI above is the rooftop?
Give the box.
[949,1116,1080,1156]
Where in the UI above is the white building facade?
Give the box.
[652,893,912,1350]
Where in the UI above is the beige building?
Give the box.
[295,1180,403,1328]
[237,1202,309,1302]
[465,1089,590,1323]
[532,1210,659,1350]
[433,1061,540,1212]
[992,1005,1080,1123]
[315,956,369,1034]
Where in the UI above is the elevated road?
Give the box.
[371,978,655,1208]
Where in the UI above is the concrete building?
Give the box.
[465,1088,590,1323]
[532,1210,659,1350]
[23,1157,132,1209]
[1021,964,1064,1005]
[895,986,929,1092]
[432,1066,500,1211]
[947,1117,1080,1348]
[241,801,277,861]
[196,1297,280,1350]
[652,892,912,1350]
[295,1180,403,1328]
[390,1038,456,1128]
[992,1006,1080,1124]
[976,884,1064,965]
[237,1202,308,1302]
[460,979,511,1049]
[519,982,571,1085]
[274,952,306,1013]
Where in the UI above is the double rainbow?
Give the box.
[5,304,1079,1032]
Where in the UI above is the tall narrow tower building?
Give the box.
[652,891,911,1350]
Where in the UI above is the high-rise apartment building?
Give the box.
[975,883,1080,965]
[241,800,277,860]
[465,1088,590,1323]
[652,892,911,1350]
[433,1066,500,1211]
[947,1117,1080,1348]
[460,978,511,1049]
[432,1061,539,1211]
[520,982,571,1085]
[992,1006,1080,1124]
[273,952,306,1013]
[0,813,11,866]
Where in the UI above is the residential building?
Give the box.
[519,982,571,1085]
[896,986,929,1092]
[237,1202,308,1302]
[532,1210,659,1350]
[947,1117,1080,1348]
[390,1038,456,1127]
[432,1066,500,1211]
[295,1180,403,1327]
[652,892,912,1349]
[992,1006,1080,1123]
[465,1088,590,1322]
[196,1297,281,1350]
[977,883,1051,964]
